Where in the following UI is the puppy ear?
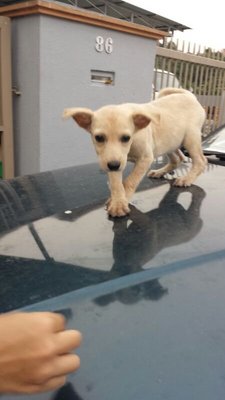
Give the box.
[132,114,151,130]
[63,108,93,131]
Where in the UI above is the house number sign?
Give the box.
[95,36,113,54]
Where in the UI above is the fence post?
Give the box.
[0,16,14,179]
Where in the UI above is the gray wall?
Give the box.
[12,16,41,175]
[12,14,156,176]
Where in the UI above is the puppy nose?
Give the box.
[107,160,121,171]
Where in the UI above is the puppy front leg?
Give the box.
[107,171,130,217]
[123,157,153,201]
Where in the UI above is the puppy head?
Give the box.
[63,105,151,172]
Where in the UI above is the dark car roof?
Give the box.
[1,161,225,400]
[202,124,225,156]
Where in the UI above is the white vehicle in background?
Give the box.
[152,69,181,99]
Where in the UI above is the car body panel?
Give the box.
[202,124,225,156]
[0,161,225,400]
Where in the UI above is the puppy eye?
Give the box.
[120,135,131,143]
[95,135,105,143]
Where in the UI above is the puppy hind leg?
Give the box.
[174,135,207,187]
[176,149,187,162]
[148,152,182,179]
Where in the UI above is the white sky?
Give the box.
[128,0,225,51]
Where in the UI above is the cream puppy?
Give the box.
[63,88,207,217]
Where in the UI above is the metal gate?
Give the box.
[154,40,225,136]
[0,16,14,179]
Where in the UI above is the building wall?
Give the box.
[12,14,156,175]
[12,16,41,175]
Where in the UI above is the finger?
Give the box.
[39,375,67,392]
[38,354,80,384]
[54,330,82,354]
[50,313,66,332]
[27,312,66,332]
[51,354,81,377]
[23,376,67,394]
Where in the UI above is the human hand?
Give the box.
[0,311,82,394]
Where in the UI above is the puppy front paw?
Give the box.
[106,198,130,217]
[174,176,193,187]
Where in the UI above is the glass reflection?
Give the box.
[94,278,168,306]
[0,183,205,312]
[94,184,205,305]
[111,184,205,275]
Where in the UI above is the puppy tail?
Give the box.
[157,87,191,98]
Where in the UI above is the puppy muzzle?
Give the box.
[107,160,121,171]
